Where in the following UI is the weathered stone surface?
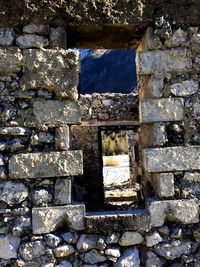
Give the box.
[50,27,67,48]
[0,167,6,179]
[140,98,184,123]
[0,28,15,46]
[183,172,200,182]
[32,205,85,234]
[114,248,140,267]
[53,244,74,257]
[146,232,163,247]
[85,210,150,233]
[154,123,168,146]
[148,199,199,227]
[0,181,28,206]
[0,235,20,259]
[105,248,121,259]
[84,249,107,264]
[54,179,71,205]
[169,79,199,96]
[33,100,81,126]
[138,49,192,75]
[12,216,31,236]
[0,127,31,136]
[23,24,49,34]
[16,34,49,48]
[153,241,192,260]
[20,49,80,100]
[20,240,46,261]
[32,187,52,206]
[151,173,175,198]
[0,48,23,75]
[76,234,106,252]
[55,126,71,151]
[146,251,164,267]
[44,234,62,248]
[119,232,144,246]
[62,232,78,244]
[144,146,200,172]
[106,233,120,244]
[9,151,83,179]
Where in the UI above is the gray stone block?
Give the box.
[139,98,184,123]
[55,126,71,150]
[85,210,150,233]
[32,205,85,233]
[148,199,199,227]
[138,49,192,75]
[144,146,200,172]
[151,173,175,198]
[54,178,71,205]
[20,49,80,100]
[0,48,23,75]
[169,79,199,96]
[16,34,49,48]
[0,28,15,46]
[33,100,81,126]
[9,151,83,179]
[23,24,49,35]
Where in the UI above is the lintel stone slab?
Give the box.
[32,205,85,234]
[33,100,81,126]
[144,146,200,172]
[9,151,83,179]
[139,98,184,123]
[85,210,150,233]
[138,49,192,75]
[148,199,199,227]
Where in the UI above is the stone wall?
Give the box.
[1,15,200,267]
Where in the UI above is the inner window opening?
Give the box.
[101,126,141,210]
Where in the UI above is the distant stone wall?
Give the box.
[1,17,200,267]
[80,92,138,121]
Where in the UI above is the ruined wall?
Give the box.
[1,3,200,266]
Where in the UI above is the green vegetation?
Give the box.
[101,131,128,156]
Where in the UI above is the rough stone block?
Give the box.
[148,199,199,227]
[144,146,200,172]
[9,151,83,179]
[139,98,184,123]
[154,123,168,146]
[32,205,85,233]
[85,210,150,233]
[20,49,80,100]
[138,49,192,75]
[0,28,15,46]
[23,24,49,35]
[16,34,49,48]
[151,173,175,198]
[33,100,81,126]
[50,26,67,48]
[55,126,71,150]
[54,178,71,205]
[0,48,23,75]
[169,79,199,96]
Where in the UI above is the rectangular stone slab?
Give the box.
[85,210,150,233]
[9,151,83,179]
[139,98,184,123]
[144,146,200,172]
[33,100,81,126]
[148,199,199,227]
[32,205,85,234]
[138,49,192,75]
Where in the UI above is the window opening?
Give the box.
[71,48,141,211]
